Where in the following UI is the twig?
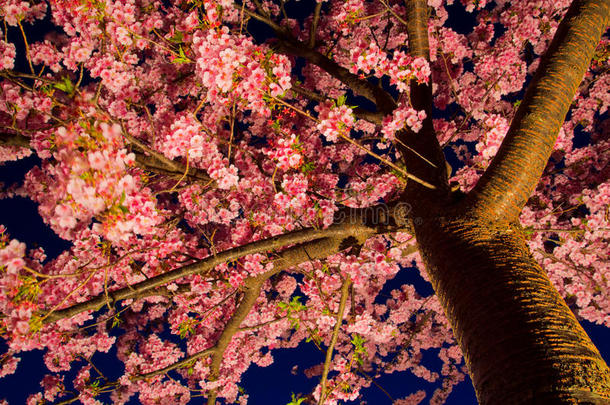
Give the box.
[378,0,408,25]
[135,348,216,380]
[309,2,323,48]
[318,276,351,405]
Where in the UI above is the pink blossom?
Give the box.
[0,40,16,70]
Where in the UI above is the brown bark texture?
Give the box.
[402,0,610,403]
[414,217,610,404]
[465,0,610,222]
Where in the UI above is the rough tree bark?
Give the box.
[402,0,610,403]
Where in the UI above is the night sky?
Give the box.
[1,157,609,404]
[1,1,609,404]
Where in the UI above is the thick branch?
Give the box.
[241,7,396,114]
[403,0,430,58]
[0,131,31,148]
[204,233,367,404]
[465,0,610,222]
[398,0,449,198]
[276,36,397,113]
[135,234,373,404]
[290,85,385,124]
[415,217,610,403]
[121,129,213,184]
[133,153,211,183]
[41,220,378,324]
[206,275,267,405]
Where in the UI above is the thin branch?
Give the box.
[379,0,408,26]
[309,2,323,48]
[17,21,36,75]
[338,133,435,188]
[318,276,351,405]
[238,315,288,331]
[355,368,395,401]
[441,71,506,148]
[268,95,435,188]
[0,131,211,184]
[206,275,267,405]
[242,8,286,33]
[135,348,216,380]
[121,129,213,184]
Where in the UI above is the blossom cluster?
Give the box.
[349,42,431,91]
[22,122,163,242]
[0,38,15,70]
[159,115,239,190]
[382,105,427,140]
[193,27,292,116]
[263,133,303,171]
[0,0,46,26]
[315,101,355,142]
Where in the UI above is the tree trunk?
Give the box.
[413,215,610,404]
[400,0,610,402]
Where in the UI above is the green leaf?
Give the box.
[171,46,190,64]
[287,393,305,405]
[54,76,74,94]
[111,316,121,329]
[169,31,184,43]
[29,315,43,334]
[178,319,195,338]
[40,84,54,96]
[14,277,41,302]
[300,161,315,174]
[351,334,367,360]
[336,95,347,106]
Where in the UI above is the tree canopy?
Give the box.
[0,0,608,403]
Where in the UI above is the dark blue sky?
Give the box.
[1,157,609,404]
[1,1,609,403]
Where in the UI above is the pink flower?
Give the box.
[54,204,77,229]
[87,150,106,170]
[2,1,30,26]
[0,40,16,70]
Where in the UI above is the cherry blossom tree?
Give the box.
[0,0,608,403]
